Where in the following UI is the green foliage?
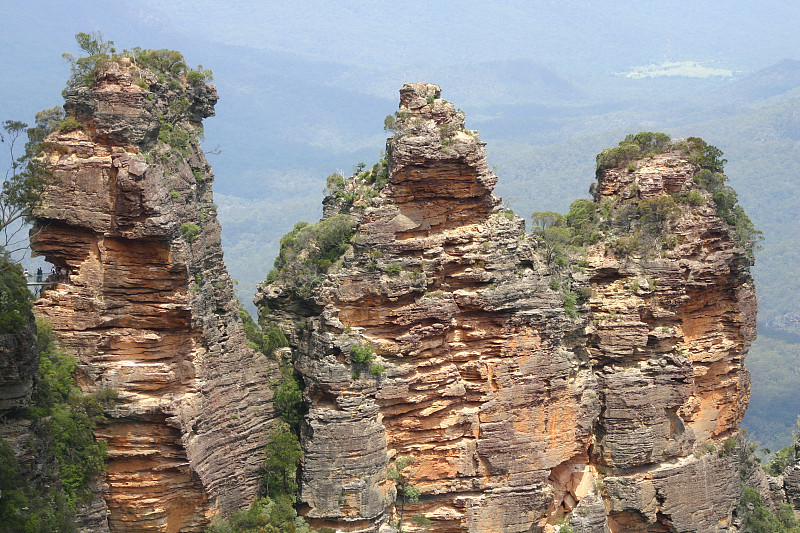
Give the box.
[32,321,107,510]
[205,495,328,533]
[564,200,597,235]
[595,132,671,175]
[563,291,578,317]
[721,437,738,457]
[765,445,796,476]
[350,344,375,364]
[133,48,187,77]
[1,112,56,247]
[693,165,763,259]
[412,514,432,529]
[678,136,728,172]
[56,117,84,133]
[272,368,303,429]
[386,262,402,276]
[180,222,201,242]
[240,309,289,358]
[0,253,32,334]
[531,211,565,231]
[324,154,389,206]
[737,486,800,532]
[158,119,191,150]
[0,440,75,532]
[263,421,302,499]
[186,66,214,85]
[62,31,114,88]
[92,387,119,406]
[265,327,289,353]
[369,364,386,376]
[569,190,681,259]
[388,455,421,532]
[674,190,706,205]
[0,321,107,529]
[128,48,212,87]
[324,172,345,196]
[268,214,355,297]
[693,441,717,458]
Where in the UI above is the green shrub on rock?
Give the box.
[266,214,355,297]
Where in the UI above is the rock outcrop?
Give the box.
[31,60,277,531]
[0,315,37,411]
[256,84,757,532]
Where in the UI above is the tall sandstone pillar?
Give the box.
[31,60,277,532]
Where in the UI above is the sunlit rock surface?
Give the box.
[31,61,278,532]
[256,83,756,533]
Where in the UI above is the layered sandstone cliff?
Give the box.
[256,84,757,532]
[30,60,277,531]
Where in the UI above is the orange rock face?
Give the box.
[257,84,756,532]
[31,62,277,531]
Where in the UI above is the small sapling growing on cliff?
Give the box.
[388,455,421,532]
[263,420,301,499]
[180,222,200,242]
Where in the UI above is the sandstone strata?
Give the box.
[256,83,757,532]
[31,61,277,531]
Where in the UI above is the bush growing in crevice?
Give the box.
[692,168,762,260]
[272,367,304,430]
[323,154,390,208]
[180,222,201,242]
[239,309,288,358]
[265,214,355,298]
[205,494,332,533]
[388,455,422,532]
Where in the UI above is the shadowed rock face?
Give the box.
[0,317,37,411]
[256,83,756,533]
[31,62,278,532]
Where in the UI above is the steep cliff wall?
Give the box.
[256,84,757,532]
[0,316,37,411]
[30,59,277,531]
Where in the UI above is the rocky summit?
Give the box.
[256,83,757,532]
[29,60,278,531]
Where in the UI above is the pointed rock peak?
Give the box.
[399,82,441,109]
[394,82,464,128]
[380,84,500,236]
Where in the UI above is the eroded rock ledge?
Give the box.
[256,83,757,533]
[31,61,278,531]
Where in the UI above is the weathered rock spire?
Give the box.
[32,59,277,531]
[257,85,757,532]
